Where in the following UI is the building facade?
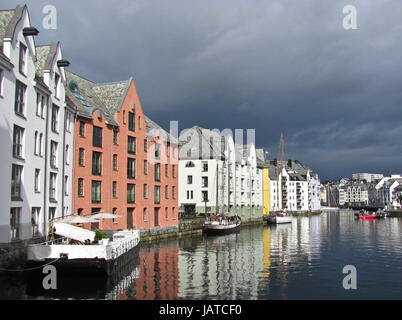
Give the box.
[178,127,262,222]
[66,70,178,232]
[0,5,73,243]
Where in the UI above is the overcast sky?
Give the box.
[5,0,402,180]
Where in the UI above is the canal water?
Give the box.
[2,210,402,300]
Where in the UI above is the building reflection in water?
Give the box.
[178,228,264,300]
[121,240,179,300]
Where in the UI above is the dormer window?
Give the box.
[19,43,27,75]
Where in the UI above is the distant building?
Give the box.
[338,181,368,206]
[178,127,263,221]
[352,173,384,183]
[376,175,402,208]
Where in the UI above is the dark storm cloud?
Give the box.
[4,0,402,180]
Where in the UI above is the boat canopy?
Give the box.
[53,222,95,242]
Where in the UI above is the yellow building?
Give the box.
[262,166,270,216]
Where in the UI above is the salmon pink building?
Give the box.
[65,70,178,232]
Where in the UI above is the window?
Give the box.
[91,181,101,203]
[123,111,126,124]
[155,163,161,182]
[172,207,176,220]
[113,181,117,198]
[50,141,58,168]
[19,43,27,75]
[79,148,85,166]
[172,186,176,200]
[154,186,160,204]
[39,133,43,156]
[172,165,176,178]
[165,207,169,219]
[78,178,84,197]
[65,145,70,165]
[143,208,147,221]
[127,184,135,203]
[127,158,136,179]
[165,164,169,177]
[13,125,24,158]
[202,162,208,172]
[41,96,46,118]
[34,131,38,155]
[11,165,23,200]
[36,93,41,116]
[49,207,56,221]
[144,160,148,175]
[15,81,26,116]
[31,207,40,236]
[187,176,193,184]
[165,185,168,199]
[79,121,85,137]
[54,73,60,99]
[202,191,208,202]
[10,208,21,240]
[155,143,161,159]
[34,169,40,193]
[128,136,136,154]
[185,161,195,168]
[143,184,148,199]
[64,176,69,195]
[0,68,3,96]
[113,130,118,145]
[113,154,118,171]
[202,177,208,187]
[92,151,102,175]
[66,112,72,133]
[49,173,57,201]
[191,191,193,199]
[93,126,102,147]
[128,112,135,131]
[144,139,147,152]
[51,104,59,133]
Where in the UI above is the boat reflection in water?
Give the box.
[25,248,141,300]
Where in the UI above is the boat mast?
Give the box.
[228,148,230,213]
[216,154,219,215]
[280,133,284,211]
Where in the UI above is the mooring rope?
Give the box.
[0,257,62,272]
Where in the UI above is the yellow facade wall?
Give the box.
[263,167,270,216]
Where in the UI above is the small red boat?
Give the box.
[359,215,376,220]
[354,209,377,220]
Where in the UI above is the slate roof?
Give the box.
[179,126,226,160]
[65,70,118,125]
[92,80,131,115]
[0,9,16,46]
[145,116,178,145]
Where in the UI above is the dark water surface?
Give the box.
[2,211,402,300]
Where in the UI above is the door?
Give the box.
[127,208,134,229]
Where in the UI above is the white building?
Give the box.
[352,173,384,183]
[376,175,402,208]
[338,181,369,206]
[178,126,262,221]
[0,5,74,244]
[264,159,317,212]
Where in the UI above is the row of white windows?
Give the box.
[14,125,70,166]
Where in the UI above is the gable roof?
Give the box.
[0,9,15,46]
[179,126,226,160]
[145,116,178,145]
[65,70,118,125]
[92,79,131,115]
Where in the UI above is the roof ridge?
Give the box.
[93,78,131,87]
[65,69,96,85]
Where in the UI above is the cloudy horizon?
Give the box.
[3,0,402,181]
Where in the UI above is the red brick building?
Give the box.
[65,70,178,231]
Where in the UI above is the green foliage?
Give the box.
[94,229,109,241]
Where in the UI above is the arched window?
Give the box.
[185,161,195,168]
